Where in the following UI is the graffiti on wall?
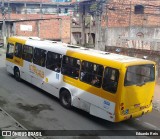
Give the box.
[127,40,151,50]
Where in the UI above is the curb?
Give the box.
[0,107,38,139]
[0,48,6,53]
[153,100,160,112]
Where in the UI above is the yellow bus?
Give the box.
[6,36,156,122]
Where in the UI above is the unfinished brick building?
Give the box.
[0,0,76,43]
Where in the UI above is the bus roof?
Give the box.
[8,36,155,66]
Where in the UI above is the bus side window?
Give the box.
[80,61,93,83]
[46,51,62,73]
[22,45,33,62]
[33,48,46,67]
[102,67,119,93]
[6,43,14,59]
[62,56,80,79]
[80,61,103,88]
[14,43,22,58]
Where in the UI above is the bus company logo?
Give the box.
[14,59,20,64]
[29,65,44,78]
[103,100,110,109]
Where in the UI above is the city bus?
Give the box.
[6,36,156,122]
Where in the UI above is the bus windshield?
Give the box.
[124,64,155,86]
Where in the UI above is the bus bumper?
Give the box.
[115,105,152,122]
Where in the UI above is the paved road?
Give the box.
[153,85,160,112]
[0,49,160,138]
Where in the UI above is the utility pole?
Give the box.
[95,0,105,50]
[81,3,85,46]
[1,0,7,48]
[129,0,132,39]
[59,18,62,41]
[40,0,43,19]
[7,0,10,20]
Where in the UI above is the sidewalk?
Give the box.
[0,107,34,139]
[0,48,6,56]
[153,84,160,112]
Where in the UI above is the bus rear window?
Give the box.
[124,64,155,86]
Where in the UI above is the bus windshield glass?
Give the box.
[124,64,155,86]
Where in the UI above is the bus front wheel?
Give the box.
[14,68,21,82]
[60,90,71,109]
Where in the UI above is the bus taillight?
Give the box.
[120,103,124,106]
[120,103,124,111]
[150,96,154,104]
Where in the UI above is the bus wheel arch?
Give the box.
[14,66,21,81]
[59,88,72,109]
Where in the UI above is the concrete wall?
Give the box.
[103,26,160,51]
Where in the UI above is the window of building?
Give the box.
[80,61,104,87]
[14,43,22,58]
[64,8,68,13]
[6,43,14,59]
[33,48,46,67]
[134,5,144,14]
[102,67,119,93]
[46,51,62,72]
[22,45,33,62]
[58,8,61,13]
[62,56,80,79]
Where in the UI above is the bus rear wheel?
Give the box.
[14,68,21,82]
[60,90,71,109]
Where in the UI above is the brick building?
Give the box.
[0,0,80,43]
[13,16,71,42]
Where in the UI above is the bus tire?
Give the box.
[14,67,21,82]
[60,90,71,109]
